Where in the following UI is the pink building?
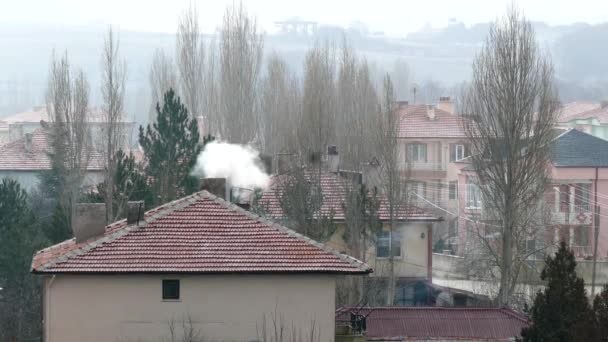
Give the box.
[396,98,469,252]
[455,129,608,260]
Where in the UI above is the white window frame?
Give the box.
[455,144,465,161]
[466,179,482,209]
[408,143,427,162]
[376,231,402,258]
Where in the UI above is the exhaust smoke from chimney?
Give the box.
[191,141,270,192]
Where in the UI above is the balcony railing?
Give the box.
[400,161,446,171]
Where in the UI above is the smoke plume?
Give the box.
[191,141,270,191]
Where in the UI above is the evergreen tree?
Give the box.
[520,241,596,341]
[86,149,153,218]
[593,285,608,341]
[0,178,47,340]
[139,88,201,206]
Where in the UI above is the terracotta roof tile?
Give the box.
[32,191,371,274]
[0,128,104,171]
[558,101,604,122]
[336,306,528,340]
[398,104,467,139]
[257,169,439,222]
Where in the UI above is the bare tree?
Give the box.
[299,41,336,157]
[372,75,402,305]
[100,26,127,223]
[219,1,263,143]
[461,7,560,306]
[149,49,177,123]
[46,51,91,232]
[336,39,379,170]
[259,53,301,155]
[176,2,205,122]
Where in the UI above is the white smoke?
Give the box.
[191,141,270,191]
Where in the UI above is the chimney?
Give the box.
[276,153,296,174]
[201,178,228,200]
[8,123,23,142]
[327,145,340,173]
[24,133,32,153]
[259,153,273,174]
[395,100,409,109]
[126,201,145,225]
[601,100,608,109]
[437,96,455,114]
[426,105,436,120]
[73,203,107,243]
[362,157,382,192]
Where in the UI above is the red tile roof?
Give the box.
[398,104,467,139]
[32,191,371,274]
[337,307,528,341]
[558,101,603,122]
[257,169,439,222]
[0,128,104,171]
[560,105,608,124]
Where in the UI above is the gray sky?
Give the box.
[2,0,608,35]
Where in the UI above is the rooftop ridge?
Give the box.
[32,192,204,272]
[201,190,372,274]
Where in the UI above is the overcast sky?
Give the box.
[2,0,608,35]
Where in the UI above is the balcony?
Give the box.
[549,208,593,225]
[400,161,446,178]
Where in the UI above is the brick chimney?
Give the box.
[126,201,145,224]
[395,100,409,109]
[362,157,382,192]
[24,133,32,153]
[426,105,436,120]
[276,153,296,174]
[201,178,229,200]
[73,203,107,243]
[437,96,455,114]
[327,145,340,173]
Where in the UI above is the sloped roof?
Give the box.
[257,169,439,222]
[558,101,607,123]
[336,307,528,341]
[0,128,104,171]
[551,128,608,167]
[32,191,371,274]
[398,104,467,139]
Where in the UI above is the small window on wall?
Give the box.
[162,279,180,300]
[407,143,427,162]
[376,231,402,258]
[449,181,458,200]
[450,144,468,162]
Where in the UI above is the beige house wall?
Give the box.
[43,274,336,342]
[326,222,430,279]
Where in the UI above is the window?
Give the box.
[573,226,590,247]
[466,178,482,208]
[574,183,591,212]
[407,181,426,204]
[449,181,458,200]
[376,231,402,258]
[162,279,180,300]
[407,143,427,162]
[450,144,468,162]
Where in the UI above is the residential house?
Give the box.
[0,128,104,191]
[32,184,371,342]
[336,306,528,341]
[256,154,455,305]
[396,97,469,253]
[557,101,608,140]
[2,105,136,149]
[454,129,608,260]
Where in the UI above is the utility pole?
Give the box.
[591,167,600,296]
